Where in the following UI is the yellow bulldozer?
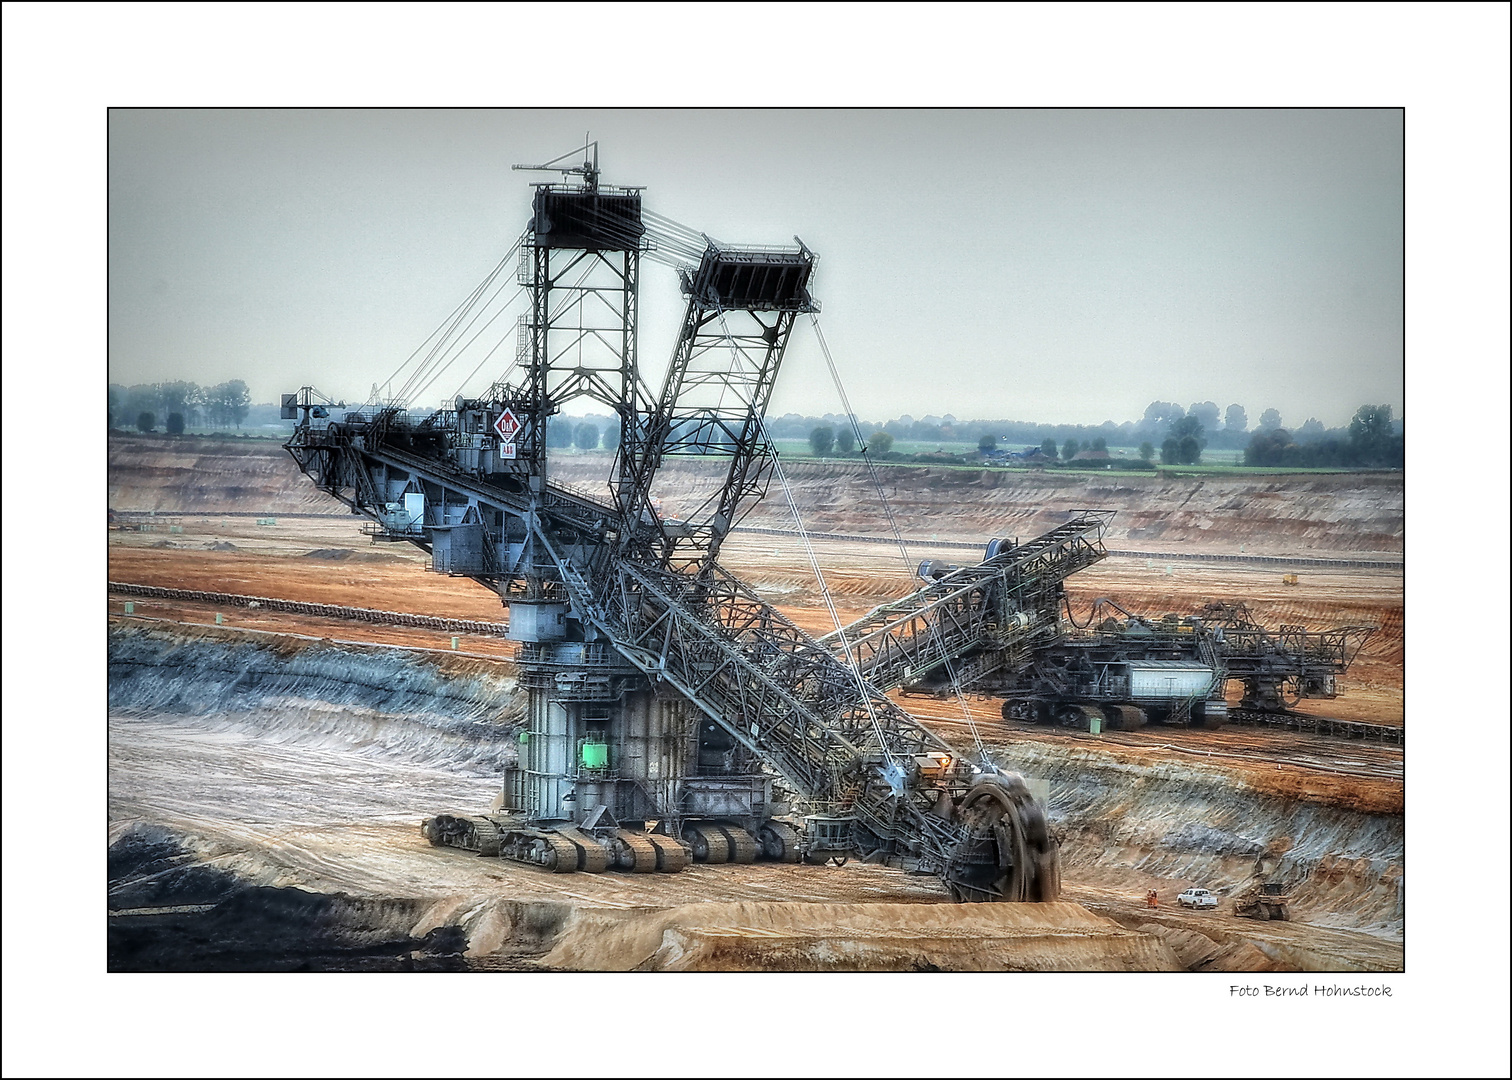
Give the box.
[1233,880,1292,921]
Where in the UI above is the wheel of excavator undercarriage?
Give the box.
[683,824,731,863]
[645,832,689,873]
[829,855,849,867]
[758,821,801,862]
[421,815,460,846]
[531,834,579,874]
[1193,702,1226,729]
[612,830,659,872]
[471,819,502,857]
[526,837,557,870]
[715,823,759,864]
[558,830,609,873]
[1102,705,1147,731]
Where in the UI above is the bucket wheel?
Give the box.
[944,774,1060,903]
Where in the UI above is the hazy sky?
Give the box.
[110,108,1402,429]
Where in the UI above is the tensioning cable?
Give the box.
[810,314,995,770]
[391,236,522,405]
[711,308,897,769]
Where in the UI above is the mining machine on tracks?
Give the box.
[283,145,1059,902]
[823,540,1376,735]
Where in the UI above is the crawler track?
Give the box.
[905,688,1403,748]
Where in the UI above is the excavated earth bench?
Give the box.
[532,900,1181,972]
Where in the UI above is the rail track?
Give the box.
[912,704,1403,782]
[109,583,1402,755]
[107,582,510,637]
[732,525,1403,571]
[1226,707,1403,745]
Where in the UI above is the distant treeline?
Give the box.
[774,399,1403,469]
[109,381,253,432]
[1243,405,1403,468]
[764,400,1402,453]
[106,385,1403,468]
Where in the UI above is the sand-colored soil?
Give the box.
[106,435,1404,971]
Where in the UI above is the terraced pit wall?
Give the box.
[109,434,1404,558]
[108,625,1403,968]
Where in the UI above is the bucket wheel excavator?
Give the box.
[283,144,1059,903]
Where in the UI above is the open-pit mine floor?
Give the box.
[106,436,1404,972]
[108,619,1402,973]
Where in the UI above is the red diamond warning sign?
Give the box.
[493,408,521,444]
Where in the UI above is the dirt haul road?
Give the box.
[107,435,1403,971]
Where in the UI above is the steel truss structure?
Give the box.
[824,539,1378,735]
[284,153,1059,901]
[820,511,1115,693]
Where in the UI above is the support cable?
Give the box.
[810,314,994,770]
[409,283,526,404]
[379,273,497,405]
[711,309,896,769]
[390,236,521,405]
[400,265,521,405]
[394,264,507,405]
[439,245,609,406]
